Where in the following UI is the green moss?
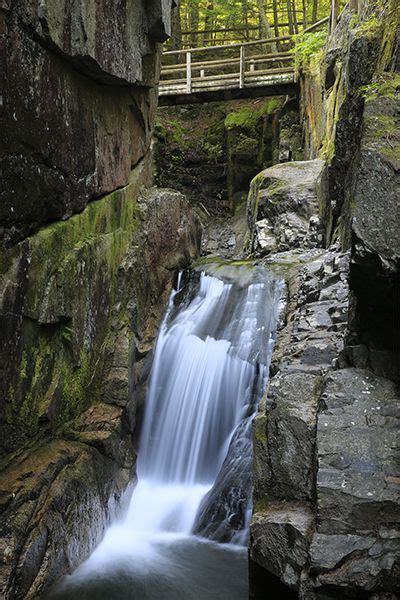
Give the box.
[354,15,381,40]
[290,30,327,74]
[224,99,281,131]
[225,107,259,130]
[20,351,28,381]
[381,143,400,163]
[61,350,96,424]
[367,114,397,138]
[192,256,256,269]
[360,73,400,101]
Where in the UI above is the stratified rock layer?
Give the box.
[250,3,399,597]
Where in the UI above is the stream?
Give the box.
[48,264,282,600]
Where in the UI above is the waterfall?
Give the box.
[49,265,282,600]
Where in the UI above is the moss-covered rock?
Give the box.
[0,156,201,598]
[155,98,285,215]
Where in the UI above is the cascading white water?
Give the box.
[49,265,282,600]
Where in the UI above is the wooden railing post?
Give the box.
[186,51,192,93]
[239,45,245,89]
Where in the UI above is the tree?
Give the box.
[256,0,277,52]
[190,1,200,46]
[312,0,318,23]
[170,0,182,51]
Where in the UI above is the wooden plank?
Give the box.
[160,67,295,86]
[303,15,329,33]
[162,56,293,78]
[163,35,292,56]
[159,74,296,97]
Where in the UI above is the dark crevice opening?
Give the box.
[249,557,298,599]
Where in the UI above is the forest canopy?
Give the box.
[169,0,337,49]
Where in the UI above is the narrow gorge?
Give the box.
[0,1,399,599]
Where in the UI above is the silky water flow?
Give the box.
[49,265,283,600]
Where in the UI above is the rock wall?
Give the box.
[299,0,399,378]
[155,97,296,214]
[0,1,203,597]
[0,164,200,598]
[0,0,173,248]
[248,2,400,595]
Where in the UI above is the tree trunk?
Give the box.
[256,0,277,52]
[287,0,294,34]
[190,4,199,46]
[242,0,250,40]
[272,0,280,38]
[203,3,214,45]
[170,0,182,53]
[312,0,318,23]
[292,0,299,33]
[302,0,308,29]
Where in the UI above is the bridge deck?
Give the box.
[159,36,298,105]
[159,72,297,105]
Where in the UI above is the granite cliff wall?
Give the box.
[0,2,202,598]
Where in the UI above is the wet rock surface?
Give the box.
[250,5,399,596]
[249,155,399,597]
[0,168,201,598]
[251,240,400,599]
[251,502,314,590]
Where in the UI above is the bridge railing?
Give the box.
[159,14,334,98]
[160,36,296,95]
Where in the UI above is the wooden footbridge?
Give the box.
[159,36,297,105]
[159,17,330,105]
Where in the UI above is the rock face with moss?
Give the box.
[298,1,399,380]
[0,0,174,248]
[250,2,400,597]
[155,98,289,214]
[0,2,203,597]
[0,157,201,597]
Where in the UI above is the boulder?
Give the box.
[247,159,324,256]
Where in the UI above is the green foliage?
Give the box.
[61,325,74,344]
[360,73,400,101]
[290,30,327,73]
[173,0,332,48]
[353,15,381,40]
[224,99,280,130]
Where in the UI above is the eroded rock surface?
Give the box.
[251,242,400,599]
